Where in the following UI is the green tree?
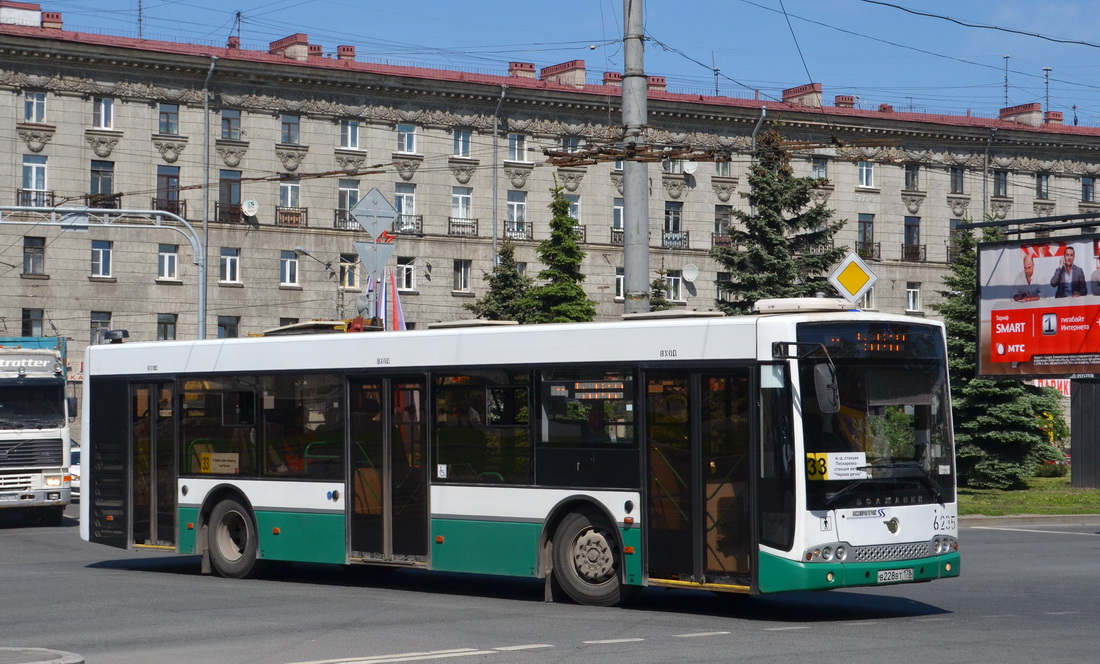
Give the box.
[711,128,847,314]
[931,226,1067,489]
[526,184,596,323]
[649,261,674,312]
[465,239,535,322]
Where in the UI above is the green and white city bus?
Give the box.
[80,299,959,605]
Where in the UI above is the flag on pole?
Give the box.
[389,269,407,331]
[375,270,388,330]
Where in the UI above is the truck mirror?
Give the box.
[67,396,78,420]
[813,363,839,414]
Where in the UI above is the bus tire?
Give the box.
[208,498,266,579]
[552,510,629,607]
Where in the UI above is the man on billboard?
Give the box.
[1049,246,1087,298]
[1013,254,1042,301]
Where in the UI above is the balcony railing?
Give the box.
[662,231,689,249]
[573,225,586,243]
[448,217,478,237]
[505,220,533,240]
[84,193,121,209]
[712,233,733,248]
[611,228,624,245]
[214,202,244,224]
[333,209,360,230]
[276,206,308,227]
[152,198,187,218]
[392,214,423,235]
[901,243,926,262]
[856,241,880,260]
[16,189,54,207]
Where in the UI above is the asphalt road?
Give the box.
[2,506,1098,664]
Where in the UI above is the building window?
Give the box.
[506,190,527,237]
[91,240,112,277]
[717,272,732,302]
[395,183,416,232]
[452,186,472,219]
[615,267,624,299]
[453,259,471,292]
[904,164,920,191]
[1036,173,1051,200]
[950,167,966,194]
[811,156,828,179]
[714,205,732,234]
[21,155,48,206]
[453,129,472,157]
[612,197,624,229]
[280,250,299,286]
[220,247,241,283]
[715,160,731,177]
[90,311,111,345]
[397,257,416,291]
[218,170,242,221]
[665,269,683,302]
[338,179,360,221]
[279,180,301,208]
[24,91,46,123]
[155,165,181,214]
[92,97,113,129]
[993,170,1008,197]
[662,159,683,174]
[564,194,581,222]
[396,122,417,153]
[858,286,876,310]
[904,216,920,246]
[339,253,359,289]
[158,103,179,135]
[1083,177,1096,203]
[857,213,874,258]
[857,161,874,188]
[217,316,240,339]
[279,318,298,328]
[562,136,581,153]
[156,313,177,341]
[613,159,624,171]
[507,133,527,162]
[221,109,241,140]
[22,309,43,336]
[89,160,114,203]
[280,114,300,144]
[158,244,179,280]
[340,119,360,149]
[23,237,45,275]
[906,282,921,312]
[664,201,683,233]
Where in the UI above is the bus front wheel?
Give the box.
[552,510,629,606]
[208,498,267,579]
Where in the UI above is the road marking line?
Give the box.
[288,649,494,664]
[970,526,1100,536]
[582,638,645,644]
[493,645,553,651]
[1045,611,1078,616]
[914,617,951,622]
[763,626,811,631]
[675,631,730,638]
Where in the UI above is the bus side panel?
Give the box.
[255,510,346,564]
[430,518,540,577]
[178,506,199,554]
[87,376,131,549]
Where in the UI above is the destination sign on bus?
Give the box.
[800,323,943,360]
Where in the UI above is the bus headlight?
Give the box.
[45,476,62,487]
[835,545,847,561]
[821,546,833,561]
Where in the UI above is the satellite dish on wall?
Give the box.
[683,161,699,175]
[241,199,259,217]
[682,263,699,282]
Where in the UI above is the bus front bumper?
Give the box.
[758,549,960,594]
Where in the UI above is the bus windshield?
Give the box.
[797,322,955,511]
[0,382,66,429]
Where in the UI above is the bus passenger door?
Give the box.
[646,370,751,586]
[131,383,176,548]
[348,377,428,563]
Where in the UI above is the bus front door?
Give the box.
[131,383,176,548]
[348,377,428,563]
[646,370,752,586]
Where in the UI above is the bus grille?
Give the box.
[0,474,34,491]
[852,542,930,562]
[0,439,63,469]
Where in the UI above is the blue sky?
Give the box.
[45,0,1100,124]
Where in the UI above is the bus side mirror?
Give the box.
[813,363,839,414]
[67,396,78,420]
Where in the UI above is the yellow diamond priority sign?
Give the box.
[828,252,878,303]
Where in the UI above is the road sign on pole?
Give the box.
[349,189,399,320]
[350,187,397,238]
[828,252,878,303]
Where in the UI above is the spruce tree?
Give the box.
[465,239,535,322]
[526,184,596,323]
[711,128,846,314]
[931,227,1066,489]
[649,261,674,312]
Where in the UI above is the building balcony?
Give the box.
[84,193,121,209]
[662,230,689,249]
[448,217,478,237]
[276,206,308,227]
[16,189,54,207]
[611,228,624,245]
[214,202,244,224]
[573,225,586,243]
[333,209,360,230]
[151,198,187,218]
[712,233,733,248]
[393,214,422,235]
[901,243,926,262]
[856,241,880,260]
[505,220,533,240]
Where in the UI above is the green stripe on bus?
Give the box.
[758,549,961,593]
[431,519,540,577]
[255,510,346,564]
[621,525,642,586]
[178,507,199,554]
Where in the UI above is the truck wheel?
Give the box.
[208,498,267,579]
[552,510,631,606]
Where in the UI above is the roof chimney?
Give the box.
[646,75,666,92]
[602,71,622,87]
[878,103,894,113]
[337,45,355,61]
[999,103,1042,127]
[269,33,310,61]
[227,35,240,50]
[1044,110,1064,126]
[508,62,535,78]
[834,95,855,109]
[782,83,822,108]
[307,43,322,58]
[41,10,61,29]
[539,60,586,88]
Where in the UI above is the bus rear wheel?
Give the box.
[208,498,267,579]
[552,510,630,606]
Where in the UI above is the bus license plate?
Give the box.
[0,493,17,502]
[877,568,913,583]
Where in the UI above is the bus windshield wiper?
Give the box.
[823,478,877,508]
[859,462,945,503]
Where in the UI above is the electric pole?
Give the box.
[622,0,650,314]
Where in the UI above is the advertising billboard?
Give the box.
[978,235,1100,378]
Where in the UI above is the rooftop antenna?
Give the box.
[138,0,143,39]
[1003,55,1010,107]
[1043,66,1052,113]
[711,51,720,97]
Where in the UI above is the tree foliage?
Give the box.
[525,184,597,323]
[649,261,674,312]
[465,239,535,322]
[930,226,1068,489]
[711,128,847,314]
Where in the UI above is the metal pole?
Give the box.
[622,0,650,314]
[201,56,217,339]
[492,85,507,264]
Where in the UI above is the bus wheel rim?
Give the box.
[215,510,247,563]
[571,526,615,584]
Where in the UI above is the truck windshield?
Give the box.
[797,322,955,511]
[0,383,66,429]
